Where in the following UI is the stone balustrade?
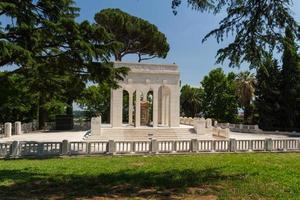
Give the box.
[0,120,92,138]
[180,117,263,134]
[180,117,214,134]
[0,138,299,158]
[216,122,261,133]
[212,127,230,138]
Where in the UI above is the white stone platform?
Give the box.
[87,124,215,141]
[0,131,86,142]
[0,126,298,142]
[86,124,298,141]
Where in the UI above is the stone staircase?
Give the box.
[85,127,213,141]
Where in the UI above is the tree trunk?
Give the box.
[244,106,250,124]
[114,53,122,61]
[66,98,73,116]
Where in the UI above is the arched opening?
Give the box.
[146,90,153,126]
[140,91,148,126]
[132,91,136,125]
[122,90,129,124]
[158,86,171,127]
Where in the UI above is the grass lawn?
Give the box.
[0,153,300,199]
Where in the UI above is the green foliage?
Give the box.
[94,8,170,62]
[0,154,300,199]
[255,56,281,130]
[255,29,300,131]
[0,0,80,67]
[0,1,128,127]
[0,72,36,123]
[279,28,300,129]
[172,0,299,69]
[201,68,239,123]
[180,84,203,117]
[76,84,111,123]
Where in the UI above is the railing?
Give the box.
[19,142,62,156]
[0,142,11,157]
[217,123,261,133]
[2,120,90,137]
[0,138,299,158]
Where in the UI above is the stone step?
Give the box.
[85,127,201,141]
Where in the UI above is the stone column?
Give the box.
[110,89,123,127]
[4,122,12,137]
[62,140,69,155]
[152,88,158,127]
[161,93,165,125]
[169,85,180,127]
[135,90,141,127]
[128,91,133,125]
[15,121,22,135]
[91,116,101,135]
[165,94,170,127]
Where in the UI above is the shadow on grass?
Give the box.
[0,168,246,199]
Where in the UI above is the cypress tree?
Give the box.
[280,29,300,130]
[255,56,281,130]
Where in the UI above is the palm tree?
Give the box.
[235,71,255,124]
[180,85,203,117]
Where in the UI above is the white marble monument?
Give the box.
[110,61,180,128]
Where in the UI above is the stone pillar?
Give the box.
[161,94,165,125]
[108,140,115,154]
[152,89,158,127]
[229,138,236,152]
[128,91,133,125]
[15,121,22,135]
[191,139,198,152]
[135,91,141,127]
[194,120,206,135]
[151,139,158,154]
[110,89,123,127]
[239,124,243,130]
[62,140,69,155]
[4,122,12,137]
[266,138,273,151]
[165,94,169,126]
[206,118,212,128]
[91,116,101,135]
[10,141,19,157]
[169,85,180,127]
[214,120,218,127]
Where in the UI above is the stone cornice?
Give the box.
[114,61,180,75]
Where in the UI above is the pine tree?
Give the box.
[94,8,170,62]
[172,0,299,69]
[280,29,300,130]
[1,1,128,128]
[255,56,281,130]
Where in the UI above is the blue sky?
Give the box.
[75,0,300,86]
[1,1,300,86]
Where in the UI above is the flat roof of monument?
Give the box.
[114,61,179,75]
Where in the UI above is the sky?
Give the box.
[74,0,300,87]
[1,1,300,86]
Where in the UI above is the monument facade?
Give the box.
[110,62,180,128]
